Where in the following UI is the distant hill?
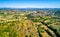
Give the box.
[0,8,60,11]
[0,8,60,16]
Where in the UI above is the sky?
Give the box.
[0,0,60,8]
